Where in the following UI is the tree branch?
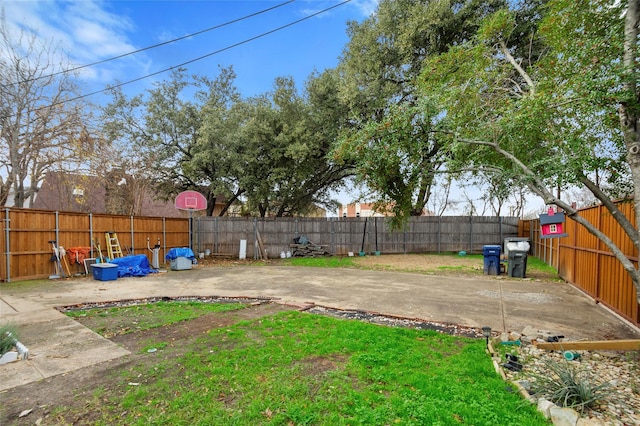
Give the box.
[499,41,535,95]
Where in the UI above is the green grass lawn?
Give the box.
[62,303,547,425]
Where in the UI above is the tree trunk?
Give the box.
[621,0,640,252]
[620,0,640,303]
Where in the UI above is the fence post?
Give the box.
[253,218,258,260]
[4,208,10,282]
[89,213,94,258]
[130,216,135,254]
[438,216,441,253]
[196,216,201,254]
[403,222,407,254]
[162,217,167,265]
[330,218,335,255]
[54,211,60,252]
[467,215,471,252]
[214,217,219,254]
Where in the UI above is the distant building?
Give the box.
[31,171,227,217]
[338,203,389,218]
[338,202,433,218]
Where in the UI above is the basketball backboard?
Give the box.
[175,190,207,211]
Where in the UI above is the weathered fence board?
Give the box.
[193,216,519,258]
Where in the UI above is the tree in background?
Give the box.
[238,74,351,217]
[102,68,349,217]
[332,0,508,224]
[0,12,95,208]
[102,68,241,216]
[420,0,640,302]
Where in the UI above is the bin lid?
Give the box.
[482,245,502,254]
[91,263,117,269]
[506,241,530,251]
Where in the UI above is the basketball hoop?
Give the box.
[174,191,208,253]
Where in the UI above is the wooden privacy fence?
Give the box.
[1,208,189,282]
[193,216,519,258]
[521,201,639,326]
[1,210,518,282]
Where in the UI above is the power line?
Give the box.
[26,0,352,112]
[11,0,296,86]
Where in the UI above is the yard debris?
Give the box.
[534,339,640,351]
[290,236,332,257]
[18,409,32,418]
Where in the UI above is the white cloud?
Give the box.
[300,0,378,19]
[351,0,379,17]
[2,0,148,85]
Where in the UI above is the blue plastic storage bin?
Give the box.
[91,263,118,281]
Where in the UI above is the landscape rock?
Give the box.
[577,418,605,426]
[521,325,543,339]
[537,398,555,417]
[509,331,522,341]
[550,406,579,426]
[0,351,19,365]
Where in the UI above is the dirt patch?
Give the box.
[197,253,557,280]
[353,253,484,273]
[353,254,557,281]
[0,303,292,426]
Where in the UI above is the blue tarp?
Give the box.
[109,254,155,277]
[165,247,196,261]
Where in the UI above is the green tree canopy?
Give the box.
[419,0,640,301]
[102,68,349,217]
[238,75,352,217]
[332,0,513,223]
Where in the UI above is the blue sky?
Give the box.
[3,0,377,103]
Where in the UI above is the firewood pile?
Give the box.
[290,236,332,257]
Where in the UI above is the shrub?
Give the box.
[0,324,18,356]
[529,358,613,413]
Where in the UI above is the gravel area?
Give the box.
[503,343,640,425]
[306,305,485,337]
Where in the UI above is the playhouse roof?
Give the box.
[540,211,566,225]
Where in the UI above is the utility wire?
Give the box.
[25,0,352,113]
[11,0,295,86]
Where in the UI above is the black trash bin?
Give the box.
[482,245,501,275]
[505,240,530,278]
[507,250,528,278]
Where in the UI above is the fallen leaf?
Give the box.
[263,408,273,419]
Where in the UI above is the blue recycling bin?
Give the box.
[482,245,502,275]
